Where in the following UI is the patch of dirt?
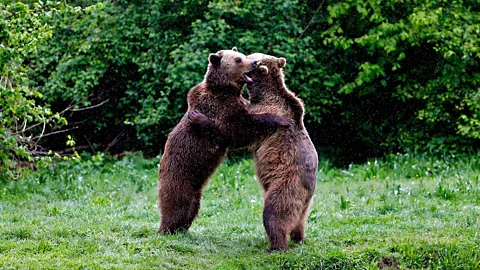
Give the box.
[378,257,399,270]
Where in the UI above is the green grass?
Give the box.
[1,153,479,269]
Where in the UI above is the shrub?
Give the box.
[0,2,71,180]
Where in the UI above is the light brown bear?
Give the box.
[246,53,318,252]
[191,53,318,252]
[157,48,291,234]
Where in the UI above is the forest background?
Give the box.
[1,0,480,178]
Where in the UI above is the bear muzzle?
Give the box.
[243,60,257,83]
[243,72,253,83]
[243,61,257,83]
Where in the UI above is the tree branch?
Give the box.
[299,0,326,38]
[35,117,46,144]
[30,145,91,156]
[11,122,43,135]
[59,94,93,116]
[31,126,79,141]
[105,129,125,152]
[10,95,95,136]
[71,99,110,112]
[84,135,96,154]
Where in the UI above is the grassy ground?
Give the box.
[0,153,479,269]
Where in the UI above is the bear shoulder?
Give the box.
[281,87,305,123]
[187,82,210,108]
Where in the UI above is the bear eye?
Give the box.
[235,57,242,64]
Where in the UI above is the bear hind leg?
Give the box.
[263,197,290,252]
[289,211,306,243]
[290,198,312,243]
[158,188,202,234]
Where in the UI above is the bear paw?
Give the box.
[188,110,203,122]
[279,117,295,128]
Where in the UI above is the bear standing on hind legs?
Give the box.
[246,53,318,252]
[157,48,292,234]
[189,53,318,252]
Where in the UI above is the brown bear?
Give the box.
[189,53,318,252]
[245,53,318,252]
[157,48,292,234]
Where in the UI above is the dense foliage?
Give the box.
[0,2,72,180]
[4,0,480,166]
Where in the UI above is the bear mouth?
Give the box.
[243,73,253,83]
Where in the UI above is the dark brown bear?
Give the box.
[157,48,291,234]
[246,53,318,252]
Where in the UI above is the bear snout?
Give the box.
[245,60,257,74]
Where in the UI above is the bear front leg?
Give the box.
[229,113,292,147]
[188,110,223,139]
[251,113,293,130]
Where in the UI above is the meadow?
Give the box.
[0,153,479,269]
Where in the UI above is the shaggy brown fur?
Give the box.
[246,53,318,252]
[157,48,291,234]
[189,53,318,252]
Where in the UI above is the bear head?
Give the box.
[205,47,257,92]
[245,53,287,100]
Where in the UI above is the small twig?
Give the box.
[34,115,47,144]
[105,129,125,152]
[29,150,52,156]
[21,119,27,133]
[59,94,93,115]
[31,126,79,141]
[71,99,110,112]
[32,144,46,153]
[11,122,43,135]
[30,145,91,156]
[299,0,326,38]
[84,135,96,154]
[6,76,13,89]
[60,145,90,154]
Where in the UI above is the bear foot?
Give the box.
[264,246,289,253]
[290,231,305,243]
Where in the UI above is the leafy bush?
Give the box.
[24,0,480,163]
[28,0,211,153]
[0,2,71,180]
[323,0,480,155]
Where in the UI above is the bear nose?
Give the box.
[252,61,257,68]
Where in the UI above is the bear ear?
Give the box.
[276,57,286,68]
[208,53,222,66]
[259,66,269,75]
[232,47,238,52]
